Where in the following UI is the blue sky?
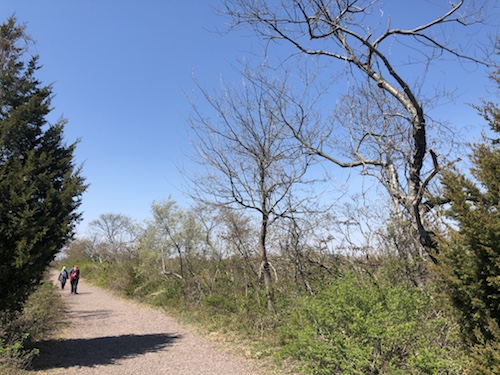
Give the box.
[0,1,497,236]
[1,1,259,234]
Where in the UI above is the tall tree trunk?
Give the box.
[259,213,274,311]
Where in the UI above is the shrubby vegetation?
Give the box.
[279,270,464,374]
[0,278,66,374]
[61,202,471,374]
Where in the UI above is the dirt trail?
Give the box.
[31,272,270,375]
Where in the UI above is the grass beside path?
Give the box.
[0,269,67,375]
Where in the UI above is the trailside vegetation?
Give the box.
[0,278,66,374]
[62,204,470,374]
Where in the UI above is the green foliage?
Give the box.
[0,276,65,372]
[438,63,500,373]
[63,232,470,373]
[278,271,465,374]
[203,293,237,312]
[14,280,66,342]
[0,335,37,373]
[145,280,184,308]
[0,17,86,313]
[58,201,471,373]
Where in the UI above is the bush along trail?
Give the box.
[31,271,269,375]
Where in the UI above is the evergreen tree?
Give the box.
[439,60,500,373]
[0,17,86,312]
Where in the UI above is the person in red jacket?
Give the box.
[69,265,80,294]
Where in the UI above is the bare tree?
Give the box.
[188,66,322,310]
[88,213,141,261]
[134,200,209,302]
[148,199,204,281]
[219,0,496,261]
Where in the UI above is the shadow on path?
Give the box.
[31,333,181,370]
[66,309,113,320]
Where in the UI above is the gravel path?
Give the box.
[31,273,271,375]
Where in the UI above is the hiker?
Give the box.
[69,265,80,294]
[58,266,69,289]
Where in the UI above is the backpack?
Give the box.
[70,268,79,281]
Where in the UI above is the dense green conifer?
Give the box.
[0,17,86,312]
[439,61,500,373]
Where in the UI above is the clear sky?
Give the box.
[0,1,498,236]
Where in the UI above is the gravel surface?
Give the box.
[31,273,272,375]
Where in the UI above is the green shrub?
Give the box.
[278,271,466,374]
[0,334,38,372]
[203,293,237,312]
[17,281,66,342]
[0,276,64,373]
